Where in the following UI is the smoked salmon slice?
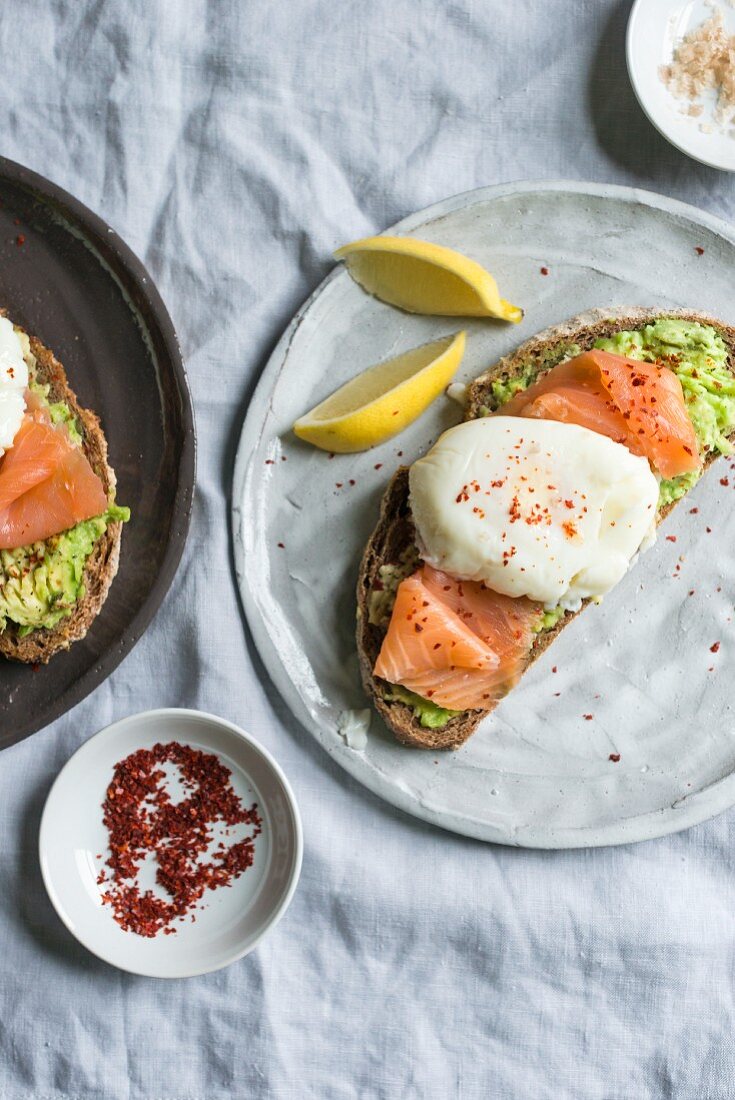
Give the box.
[0,407,107,549]
[373,565,538,710]
[500,349,700,479]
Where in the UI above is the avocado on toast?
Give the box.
[357,307,735,749]
[0,316,128,663]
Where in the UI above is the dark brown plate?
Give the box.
[0,157,195,750]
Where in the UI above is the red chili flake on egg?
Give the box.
[710,642,721,653]
[706,527,712,533]
[721,478,730,487]
[666,535,677,542]
[540,267,549,275]
[277,542,285,549]
[689,507,698,514]
[374,463,383,470]
[99,742,262,938]
[694,246,705,255]
[583,714,593,721]
[608,753,621,763]
[552,666,557,673]
[349,479,356,486]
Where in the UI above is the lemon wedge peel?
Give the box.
[334,236,522,324]
[293,331,466,453]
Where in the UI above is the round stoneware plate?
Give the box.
[0,157,195,750]
[39,709,302,978]
[233,180,735,848]
[627,0,735,172]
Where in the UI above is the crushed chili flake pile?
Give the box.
[99,742,262,938]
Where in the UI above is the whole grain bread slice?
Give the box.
[357,307,735,749]
[0,323,123,663]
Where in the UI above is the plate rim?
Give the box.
[232,179,735,849]
[0,156,196,749]
[625,0,735,173]
[38,707,304,978]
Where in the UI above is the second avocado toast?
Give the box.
[0,314,129,663]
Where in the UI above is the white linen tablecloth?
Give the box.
[1,1,734,1097]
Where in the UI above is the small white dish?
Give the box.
[39,709,302,978]
[627,0,735,172]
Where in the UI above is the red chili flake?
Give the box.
[540,266,549,275]
[414,623,423,633]
[721,478,730,487]
[694,246,705,255]
[281,455,287,462]
[328,453,335,460]
[710,642,721,653]
[15,234,24,247]
[608,753,621,763]
[349,479,356,486]
[706,527,712,533]
[708,666,715,673]
[666,535,677,542]
[688,590,695,596]
[335,482,343,488]
[397,451,403,457]
[374,463,383,470]
[99,742,262,938]
[689,507,698,514]
[583,714,593,721]
[553,692,561,697]
[551,665,558,673]
[277,541,285,549]
[265,459,275,465]
[562,521,577,539]
[563,499,574,509]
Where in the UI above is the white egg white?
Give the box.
[409,416,659,610]
[0,316,28,456]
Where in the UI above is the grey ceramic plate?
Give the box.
[0,158,195,750]
[233,181,735,848]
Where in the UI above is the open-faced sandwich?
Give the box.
[357,308,735,748]
[0,312,128,663]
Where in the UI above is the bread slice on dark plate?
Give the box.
[0,319,125,664]
[357,307,735,750]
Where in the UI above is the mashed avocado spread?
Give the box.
[376,319,734,729]
[0,349,130,635]
[383,684,462,729]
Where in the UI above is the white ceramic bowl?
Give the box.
[39,709,302,978]
[627,0,735,172]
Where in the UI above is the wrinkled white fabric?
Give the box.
[1,1,735,1097]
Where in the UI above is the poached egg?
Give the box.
[409,417,659,611]
[0,316,27,456]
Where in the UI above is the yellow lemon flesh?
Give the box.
[334,235,522,323]
[293,331,466,453]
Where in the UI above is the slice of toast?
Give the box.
[0,323,124,664]
[357,307,735,749]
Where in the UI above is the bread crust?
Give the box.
[357,307,735,749]
[0,327,123,663]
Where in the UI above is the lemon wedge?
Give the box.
[334,235,522,323]
[293,331,466,453]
